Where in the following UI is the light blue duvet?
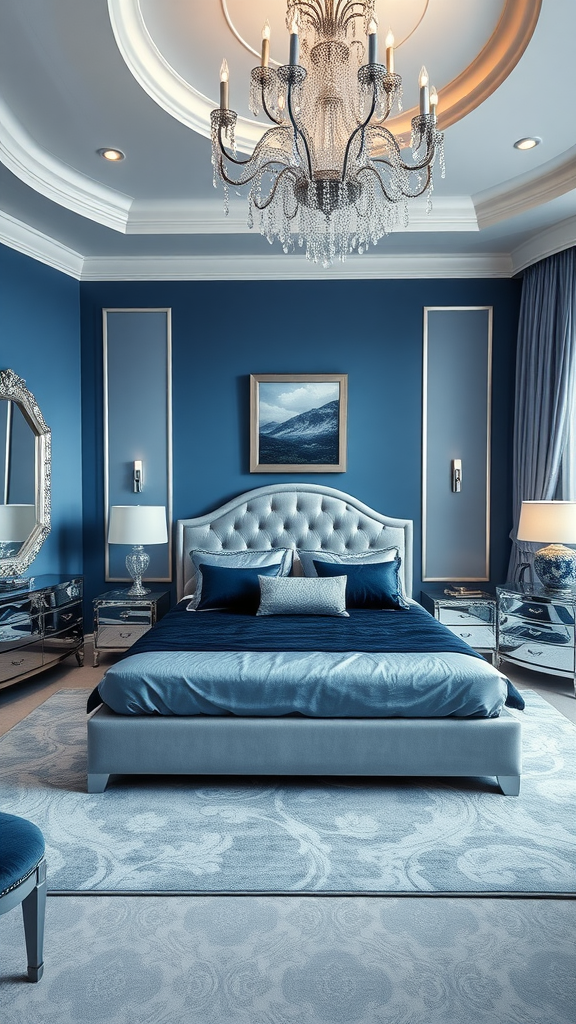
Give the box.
[97,649,514,719]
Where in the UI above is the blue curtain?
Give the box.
[508,246,576,581]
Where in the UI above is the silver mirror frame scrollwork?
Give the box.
[0,369,51,580]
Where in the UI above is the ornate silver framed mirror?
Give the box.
[0,369,51,585]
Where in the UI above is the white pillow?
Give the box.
[186,548,293,608]
[257,574,349,617]
[298,546,398,578]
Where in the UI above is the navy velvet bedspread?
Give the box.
[128,601,481,658]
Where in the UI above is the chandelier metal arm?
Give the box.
[287,80,314,179]
[218,156,287,190]
[287,0,372,36]
[216,123,251,168]
[366,124,440,175]
[217,123,292,170]
[341,77,376,180]
[260,74,287,127]
[293,0,371,28]
[262,94,286,127]
[370,153,433,191]
[358,161,432,202]
[251,165,300,212]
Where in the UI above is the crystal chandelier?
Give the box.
[211,0,445,267]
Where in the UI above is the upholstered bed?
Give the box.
[87,483,522,794]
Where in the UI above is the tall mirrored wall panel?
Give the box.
[103,309,173,582]
[422,307,492,582]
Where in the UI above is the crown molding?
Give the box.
[4,207,575,283]
[80,252,512,282]
[0,96,133,232]
[0,211,83,279]
[127,196,479,234]
[511,215,576,275]
[474,147,576,229]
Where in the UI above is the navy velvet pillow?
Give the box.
[196,562,281,612]
[313,557,409,610]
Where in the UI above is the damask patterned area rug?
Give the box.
[1,895,575,1024]
[0,689,574,894]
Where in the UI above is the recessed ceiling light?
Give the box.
[97,148,125,161]
[513,137,541,151]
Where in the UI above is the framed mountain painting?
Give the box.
[250,373,347,472]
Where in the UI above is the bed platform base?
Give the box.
[87,706,522,795]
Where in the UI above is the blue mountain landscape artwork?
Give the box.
[259,399,339,464]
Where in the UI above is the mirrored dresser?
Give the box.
[0,576,83,690]
[497,583,576,695]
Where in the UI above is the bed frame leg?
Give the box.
[497,775,520,796]
[87,773,110,793]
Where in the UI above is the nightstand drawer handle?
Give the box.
[119,631,133,638]
[528,607,543,615]
[458,631,472,638]
[11,658,24,666]
[527,648,543,656]
[119,612,132,619]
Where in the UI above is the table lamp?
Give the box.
[517,500,576,591]
[108,505,168,596]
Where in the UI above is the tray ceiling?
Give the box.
[0,0,575,279]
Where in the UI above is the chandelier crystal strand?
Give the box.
[211,0,444,266]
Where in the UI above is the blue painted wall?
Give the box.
[104,310,171,581]
[80,278,521,605]
[0,243,82,576]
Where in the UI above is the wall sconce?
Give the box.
[451,459,462,493]
[133,460,143,493]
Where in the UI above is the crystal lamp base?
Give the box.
[125,545,151,597]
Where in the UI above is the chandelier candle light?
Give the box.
[210,0,444,266]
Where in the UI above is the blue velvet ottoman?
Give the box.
[0,811,46,981]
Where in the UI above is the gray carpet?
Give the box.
[0,689,575,894]
[1,895,575,1023]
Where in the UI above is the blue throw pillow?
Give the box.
[196,562,281,612]
[313,557,409,610]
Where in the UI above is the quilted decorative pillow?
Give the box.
[186,547,293,608]
[312,557,409,610]
[256,574,349,617]
[195,562,282,612]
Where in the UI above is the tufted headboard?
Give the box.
[176,483,413,601]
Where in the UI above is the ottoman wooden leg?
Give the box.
[22,857,46,982]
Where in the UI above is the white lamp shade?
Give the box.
[0,503,36,543]
[108,505,168,545]
[517,501,576,544]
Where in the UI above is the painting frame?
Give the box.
[250,373,348,473]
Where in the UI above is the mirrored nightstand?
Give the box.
[92,589,170,666]
[420,586,497,663]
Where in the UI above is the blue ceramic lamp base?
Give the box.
[533,544,576,592]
